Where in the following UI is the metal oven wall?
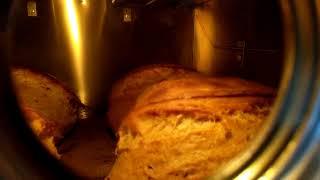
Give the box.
[8,0,283,110]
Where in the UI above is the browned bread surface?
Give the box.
[108,73,275,180]
[11,68,81,157]
[108,64,201,131]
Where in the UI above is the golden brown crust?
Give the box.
[108,64,202,131]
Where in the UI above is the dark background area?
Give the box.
[105,0,283,87]
[7,0,283,110]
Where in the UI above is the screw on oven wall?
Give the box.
[236,55,242,62]
[27,1,37,17]
[123,8,133,23]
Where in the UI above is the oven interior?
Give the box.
[5,0,284,178]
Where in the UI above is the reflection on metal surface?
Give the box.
[234,0,320,179]
[27,1,37,17]
[212,0,319,179]
[234,117,294,180]
[234,0,288,177]
[262,1,318,178]
[235,169,255,180]
[63,0,86,103]
[51,0,107,106]
[193,7,246,75]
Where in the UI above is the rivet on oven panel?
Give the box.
[236,55,242,62]
[123,8,133,23]
[27,1,37,17]
[236,41,245,48]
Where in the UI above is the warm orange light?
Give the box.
[193,9,216,75]
[80,0,88,6]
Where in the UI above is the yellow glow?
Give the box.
[193,9,215,75]
[64,0,86,103]
[66,0,80,43]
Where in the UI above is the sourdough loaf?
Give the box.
[108,71,275,179]
[12,68,81,158]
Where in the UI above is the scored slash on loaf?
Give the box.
[108,64,202,132]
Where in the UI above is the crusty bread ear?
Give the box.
[11,68,81,157]
[122,96,274,135]
[108,64,201,132]
[108,76,275,180]
[135,77,275,109]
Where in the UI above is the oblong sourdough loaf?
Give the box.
[11,68,81,158]
[108,76,275,180]
[108,64,201,132]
